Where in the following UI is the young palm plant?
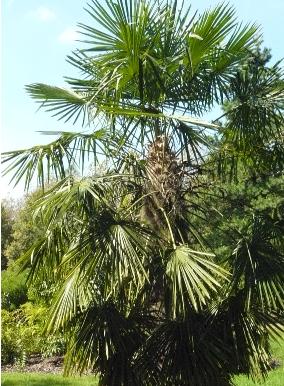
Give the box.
[3,1,284,385]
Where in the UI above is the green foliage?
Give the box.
[1,190,53,310]
[215,45,284,180]
[1,303,65,366]
[192,174,284,261]
[1,307,37,366]
[1,200,15,270]
[1,263,28,310]
[5,190,45,263]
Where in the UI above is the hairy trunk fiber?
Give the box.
[142,135,184,239]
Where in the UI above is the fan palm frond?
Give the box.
[225,64,284,149]
[2,129,115,188]
[21,175,157,319]
[136,316,234,386]
[165,245,229,316]
[211,281,284,381]
[64,301,145,385]
[230,215,284,310]
[26,84,89,125]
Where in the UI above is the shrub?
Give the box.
[1,309,20,364]
[1,263,28,310]
[1,303,65,365]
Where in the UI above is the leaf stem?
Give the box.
[159,207,176,249]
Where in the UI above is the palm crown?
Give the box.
[3,1,284,385]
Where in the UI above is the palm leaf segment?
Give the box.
[2,129,119,188]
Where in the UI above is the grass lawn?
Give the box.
[1,373,98,386]
[236,368,284,386]
[2,365,283,386]
[2,338,283,386]
[235,337,284,386]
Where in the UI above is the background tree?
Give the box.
[1,192,43,310]
[1,190,66,364]
[198,46,284,259]
[1,200,15,270]
[1,189,59,308]
[4,190,45,263]
[3,1,284,385]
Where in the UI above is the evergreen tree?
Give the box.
[3,1,284,385]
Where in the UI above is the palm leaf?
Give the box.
[64,301,145,384]
[224,64,284,150]
[2,129,115,189]
[230,215,284,310]
[186,3,257,73]
[212,291,278,379]
[26,84,89,125]
[46,269,93,333]
[165,245,229,316]
[136,316,234,386]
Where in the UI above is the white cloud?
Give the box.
[58,27,79,44]
[30,6,56,22]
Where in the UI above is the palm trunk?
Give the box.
[142,135,184,242]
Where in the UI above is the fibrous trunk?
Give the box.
[143,135,184,239]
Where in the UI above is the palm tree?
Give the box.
[3,1,284,385]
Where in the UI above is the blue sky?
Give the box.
[1,0,284,198]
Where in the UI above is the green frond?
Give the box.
[165,245,229,316]
[230,215,284,310]
[136,317,234,386]
[25,83,89,125]
[64,301,145,383]
[19,225,69,284]
[186,3,258,72]
[187,3,237,71]
[46,269,93,333]
[22,175,156,305]
[2,129,114,189]
[213,291,281,380]
[225,64,284,149]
